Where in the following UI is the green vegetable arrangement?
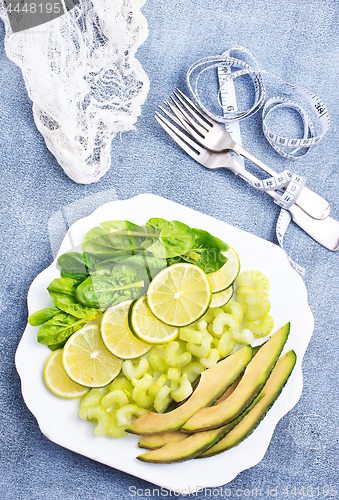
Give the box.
[29,218,229,350]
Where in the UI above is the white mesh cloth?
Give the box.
[0,0,150,183]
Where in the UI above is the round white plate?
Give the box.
[15,193,314,491]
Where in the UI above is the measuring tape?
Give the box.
[187,47,331,277]
[187,46,330,160]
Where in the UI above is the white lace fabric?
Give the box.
[0,0,150,183]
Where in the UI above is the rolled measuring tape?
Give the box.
[187,46,330,160]
[186,47,330,277]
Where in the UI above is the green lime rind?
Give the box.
[101,301,152,360]
[128,296,179,344]
[207,248,240,294]
[210,286,234,308]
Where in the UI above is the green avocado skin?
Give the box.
[200,349,297,458]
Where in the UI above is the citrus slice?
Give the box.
[129,296,179,344]
[44,349,89,398]
[210,285,234,308]
[207,248,240,293]
[147,263,212,327]
[62,324,122,387]
[101,301,152,359]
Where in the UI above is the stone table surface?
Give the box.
[0,1,338,499]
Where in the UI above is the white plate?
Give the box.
[16,194,314,491]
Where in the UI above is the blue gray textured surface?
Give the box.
[0,1,339,499]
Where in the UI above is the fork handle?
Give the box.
[232,143,331,221]
[228,161,339,251]
[270,191,339,252]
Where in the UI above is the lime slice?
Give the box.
[210,285,234,308]
[207,248,240,293]
[147,263,212,327]
[129,296,179,344]
[101,301,152,359]
[44,349,89,398]
[62,325,122,387]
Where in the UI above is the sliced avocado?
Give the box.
[138,431,190,449]
[214,343,262,406]
[138,371,245,450]
[126,345,253,435]
[137,348,296,463]
[136,393,264,463]
[182,322,290,432]
[200,349,297,457]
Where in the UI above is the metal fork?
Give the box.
[155,111,339,251]
[164,89,330,221]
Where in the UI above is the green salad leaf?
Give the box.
[181,228,229,273]
[28,306,60,326]
[83,220,153,267]
[57,252,89,282]
[57,252,88,273]
[75,264,145,309]
[37,313,90,347]
[94,253,166,272]
[47,278,100,318]
[145,219,195,258]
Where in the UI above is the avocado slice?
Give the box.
[200,349,297,457]
[138,431,190,450]
[136,393,264,463]
[126,345,253,435]
[182,322,290,432]
[137,373,244,449]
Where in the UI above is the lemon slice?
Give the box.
[207,248,240,293]
[147,263,212,327]
[101,301,152,359]
[210,285,234,308]
[44,349,89,398]
[62,325,122,387]
[129,296,179,344]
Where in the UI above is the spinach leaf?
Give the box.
[94,253,166,272]
[75,264,145,309]
[57,252,88,273]
[145,219,195,258]
[57,252,89,282]
[181,228,229,273]
[60,272,88,283]
[47,278,100,318]
[93,253,166,285]
[48,341,67,351]
[28,306,60,326]
[37,313,89,346]
[83,220,153,263]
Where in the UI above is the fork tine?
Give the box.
[165,100,207,143]
[172,91,211,131]
[156,111,207,153]
[155,112,204,161]
[175,88,214,126]
[158,105,187,129]
[169,96,208,136]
